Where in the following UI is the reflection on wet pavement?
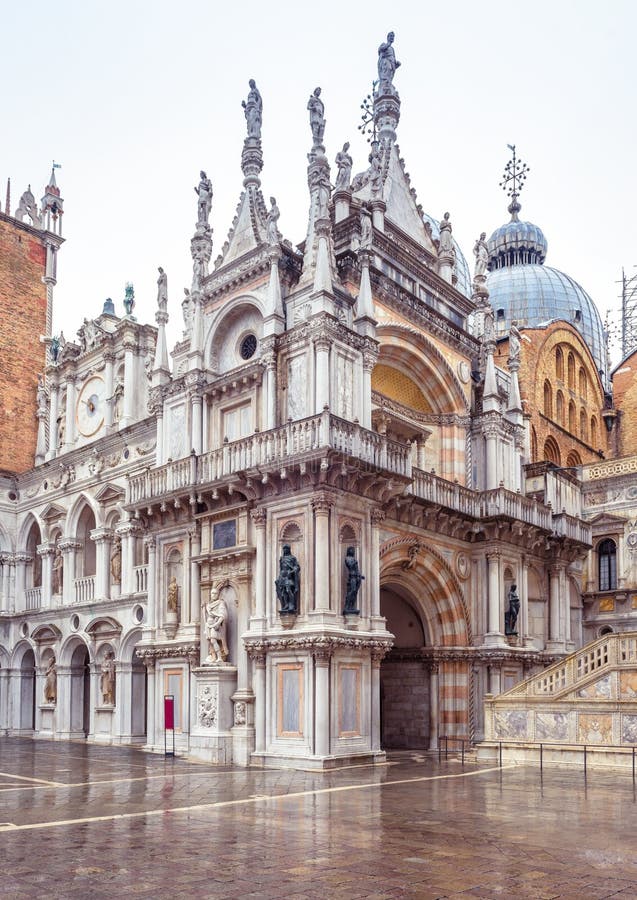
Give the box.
[1,738,636,898]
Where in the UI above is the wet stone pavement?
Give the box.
[1,738,637,899]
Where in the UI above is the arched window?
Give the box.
[543,380,553,418]
[579,367,587,399]
[580,409,588,442]
[567,352,576,389]
[566,450,581,467]
[556,390,564,425]
[556,347,564,381]
[568,400,576,433]
[598,539,617,592]
[591,416,599,448]
[77,506,97,577]
[543,436,561,465]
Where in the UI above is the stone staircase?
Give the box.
[478,633,637,768]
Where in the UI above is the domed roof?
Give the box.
[486,197,606,374]
[487,265,606,372]
[487,203,547,267]
[422,212,472,297]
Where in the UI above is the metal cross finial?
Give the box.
[357,81,378,144]
[499,144,529,201]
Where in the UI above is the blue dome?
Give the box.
[422,212,472,297]
[487,264,606,373]
[488,219,547,267]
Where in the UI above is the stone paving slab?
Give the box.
[1,738,637,898]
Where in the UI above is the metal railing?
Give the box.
[491,739,637,781]
[438,735,468,765]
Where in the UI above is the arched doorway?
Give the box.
[20,648,36,731]
[70,644,91,737]
[379,540,471,748]
[380,585,429,749]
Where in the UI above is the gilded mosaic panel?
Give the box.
[578,714,612,744]
[619,671,637,699]
[577,674,612,699]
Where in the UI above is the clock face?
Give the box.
[77,376,105,436]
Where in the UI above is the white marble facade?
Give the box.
[0,37,602,767]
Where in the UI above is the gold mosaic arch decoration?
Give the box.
[379,536,471,645]
[375,321,470,415]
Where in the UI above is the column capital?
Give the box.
[89,527,114,545]
[37,541,56,558]
[58,539,82,553]
[143,534,157,552]
[313,648,332,665]
[250,507,267,527]
[371,508,386,526]
[312,492,335,515]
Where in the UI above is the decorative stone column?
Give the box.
[311,493,334,614]
[370,509,385,627]
[264,352,277,431]
[371,647,385,752]
[188,525,201,626]
[250,509,267,628]
[314,646,332,757]
[144,535,157,631]
[143,656,156,749]
[0,554,12,612]
[369,197,386,232]
[63,374,76,451]
[187,377,203,456]
[90,527,113,599]
[314,336,331,414]
[104,351,115,430]
[520,558,530,647]
[116,521,140,596]
[46,376,59,461]
[488,658,503,695]
[37,542,55,608]
[14,553,30,613]
[484,424,499,490]
[547,564,564,649]
[428,660,440,750]
[121,335,136,428]
[484,550,504,646]
[361,351,377,430]
[148,388,163,464]
[250,649,267,755]
[59,539,81,606]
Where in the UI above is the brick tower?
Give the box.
[0,170,64,472]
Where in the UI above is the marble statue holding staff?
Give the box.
[308,87,326,148]
[242,79,263,139]
[377,31,400,91]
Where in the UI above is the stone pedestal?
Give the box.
[190,665,237,763]
[38,704,56,736]
[94,706,115,743]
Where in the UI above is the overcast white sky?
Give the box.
[3,0,636,358]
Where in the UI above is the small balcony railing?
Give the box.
[74,576,95,604]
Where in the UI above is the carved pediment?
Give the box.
[40,502,66,522]
[94,483,126,505]
[31,624,63,643]
[588,512,628,535]
[85,616,122,642]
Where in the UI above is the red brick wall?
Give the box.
[494,322,607,465]
[0,215,47,473]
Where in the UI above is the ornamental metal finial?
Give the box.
[499,144,530,221]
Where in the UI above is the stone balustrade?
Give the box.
[74,575,95,604]
[128,411,411,505]
[25,587,41,610]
